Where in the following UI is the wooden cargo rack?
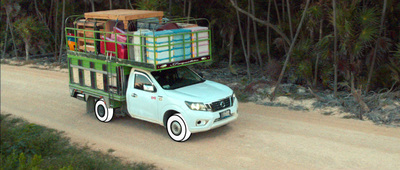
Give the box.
[84,9,164,30]
[65,9,212,72]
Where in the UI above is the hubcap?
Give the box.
[97,105,105,117]
[171,121,182,136]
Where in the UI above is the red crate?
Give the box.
[100,36,127,59]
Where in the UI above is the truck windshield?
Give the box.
[151,67,205,90]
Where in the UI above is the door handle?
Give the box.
[131,93,137,97]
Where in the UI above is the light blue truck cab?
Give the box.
[125,67,238,141]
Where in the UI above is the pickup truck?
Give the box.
[66,9,238,142]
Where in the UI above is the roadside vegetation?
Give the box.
[1,0,399,123]
[0,113,157,170]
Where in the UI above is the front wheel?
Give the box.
[94,99,114,123]
[166,114,191,142]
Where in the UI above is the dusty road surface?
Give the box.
[2,64,400,169]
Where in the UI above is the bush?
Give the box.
[0,114,157,170]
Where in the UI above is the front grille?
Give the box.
[210,97,231,112]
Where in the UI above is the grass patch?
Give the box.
[322,111,333,116]
[342,114,358,119]
[0,113,157,170]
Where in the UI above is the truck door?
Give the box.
[126,72,158,121]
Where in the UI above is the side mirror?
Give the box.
[198,72,204,78]
[143,84,155,92]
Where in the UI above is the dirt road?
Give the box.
[1,64,400,169]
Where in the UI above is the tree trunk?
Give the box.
[270,0,311,101]
[229,0,291,46]
[34,0,43,21]
[267,0,272,63]
[129,0,134,9]
[286,0,293,40]
[251,0,262,67]
[109,0,112,10]
[313,19,323,87]
[35,0,53,40]
[169,0,172,15]
[234,0,250,79]
[187,0,192,21]
[59,0,66,62]
[25,40,30,61]
[229,27,235,68]
[2,10,10,59]
[246,0,251,79]
[333,0,338,97]
[90,0,95,12]
[350,71,355,94]
[281,0,285,22]
[183,0,186,16]
[366,0,387,92]
[5,6,18,58]
[48,0,54,26]
[273,0,281,26]
[54,0,59,60]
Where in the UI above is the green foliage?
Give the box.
[1,0,399,92]
[13,16,43,43]
[134,0,168,11]
[2,152,43,170]
[359,8,379,27]
[388,43,400,82]
[289,39,314,85]
[394,43,400,58]
[0,114,157,170]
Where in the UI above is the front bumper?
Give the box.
[184,98,239,133]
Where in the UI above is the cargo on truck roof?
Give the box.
[65,9,212,71]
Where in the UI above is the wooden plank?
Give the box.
[78,45,96,52]
[78,39,96,44]
[75,19,106,27]
[77,29,104,38]
[77,27,95,31]
[77,30,95,38]
[84,9,163,22]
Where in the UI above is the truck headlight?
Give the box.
[185,101,211,111]
[231,93,236,104]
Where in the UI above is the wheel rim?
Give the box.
[171,121,182,136]
[97,105,105,117]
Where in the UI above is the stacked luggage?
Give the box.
[73,18,210,64]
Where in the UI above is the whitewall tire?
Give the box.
[94,99,114,123]
[166,114,191,142]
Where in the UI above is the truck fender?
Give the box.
[161,105,185,126]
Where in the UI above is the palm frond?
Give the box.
[315,34,334,50]
[394,43,400,58]
[307,5,323,19]
[358,26,378,43]
[344,19,354,38]
[291,39,314,66]
[297,60,313,79]
[358,7,379,27]
[353,41,364,56]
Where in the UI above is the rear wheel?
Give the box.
[94,99,114,123]
[166,114,191,142]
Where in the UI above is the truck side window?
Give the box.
[134,74,152,90]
